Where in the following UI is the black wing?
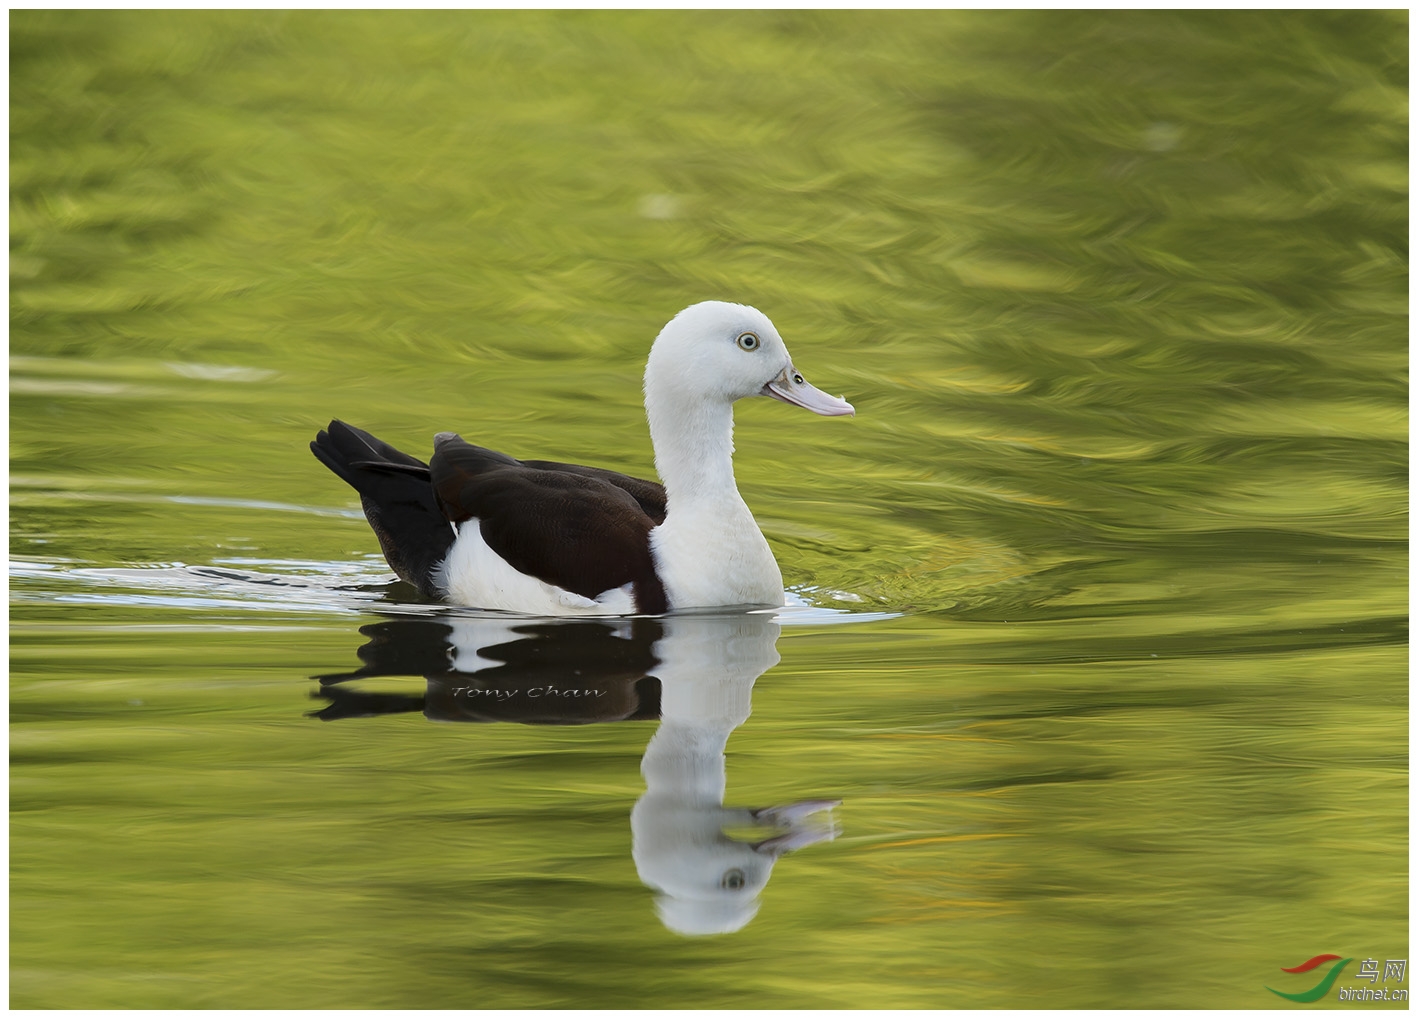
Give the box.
[519,460,666,525]
[430,433,668,614]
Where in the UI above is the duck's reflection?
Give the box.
[312,613,840,936]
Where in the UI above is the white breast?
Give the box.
[436,519,637,616]
[649,498,784,610]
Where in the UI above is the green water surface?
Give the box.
[10,10,1408,1009]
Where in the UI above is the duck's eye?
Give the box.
[792,372,804,385]
[721,868,746,890]
[736,332,760,352]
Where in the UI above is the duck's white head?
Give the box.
[643,301,854,417]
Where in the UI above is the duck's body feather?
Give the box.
[312,421,670,613]
[430,432,668,614]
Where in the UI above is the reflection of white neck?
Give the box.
[631,614,781,936]
[639,617,770,802]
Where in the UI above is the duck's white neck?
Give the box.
[643,375,784,610]
[645,394,741,507]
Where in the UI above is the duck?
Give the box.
[311,300,853,615]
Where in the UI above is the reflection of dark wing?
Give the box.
[310,617,664,725]
[430,433,668,613]
[310,421,454,599]
[430,619,663,723]
[309,676,660,725]
[471,620,663,684]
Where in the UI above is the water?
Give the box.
[10,10,1407,1008]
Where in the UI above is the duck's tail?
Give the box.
[311,420,455,599]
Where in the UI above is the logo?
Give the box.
[1266,955,1351,1002]
[1267,955,1408,1004]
